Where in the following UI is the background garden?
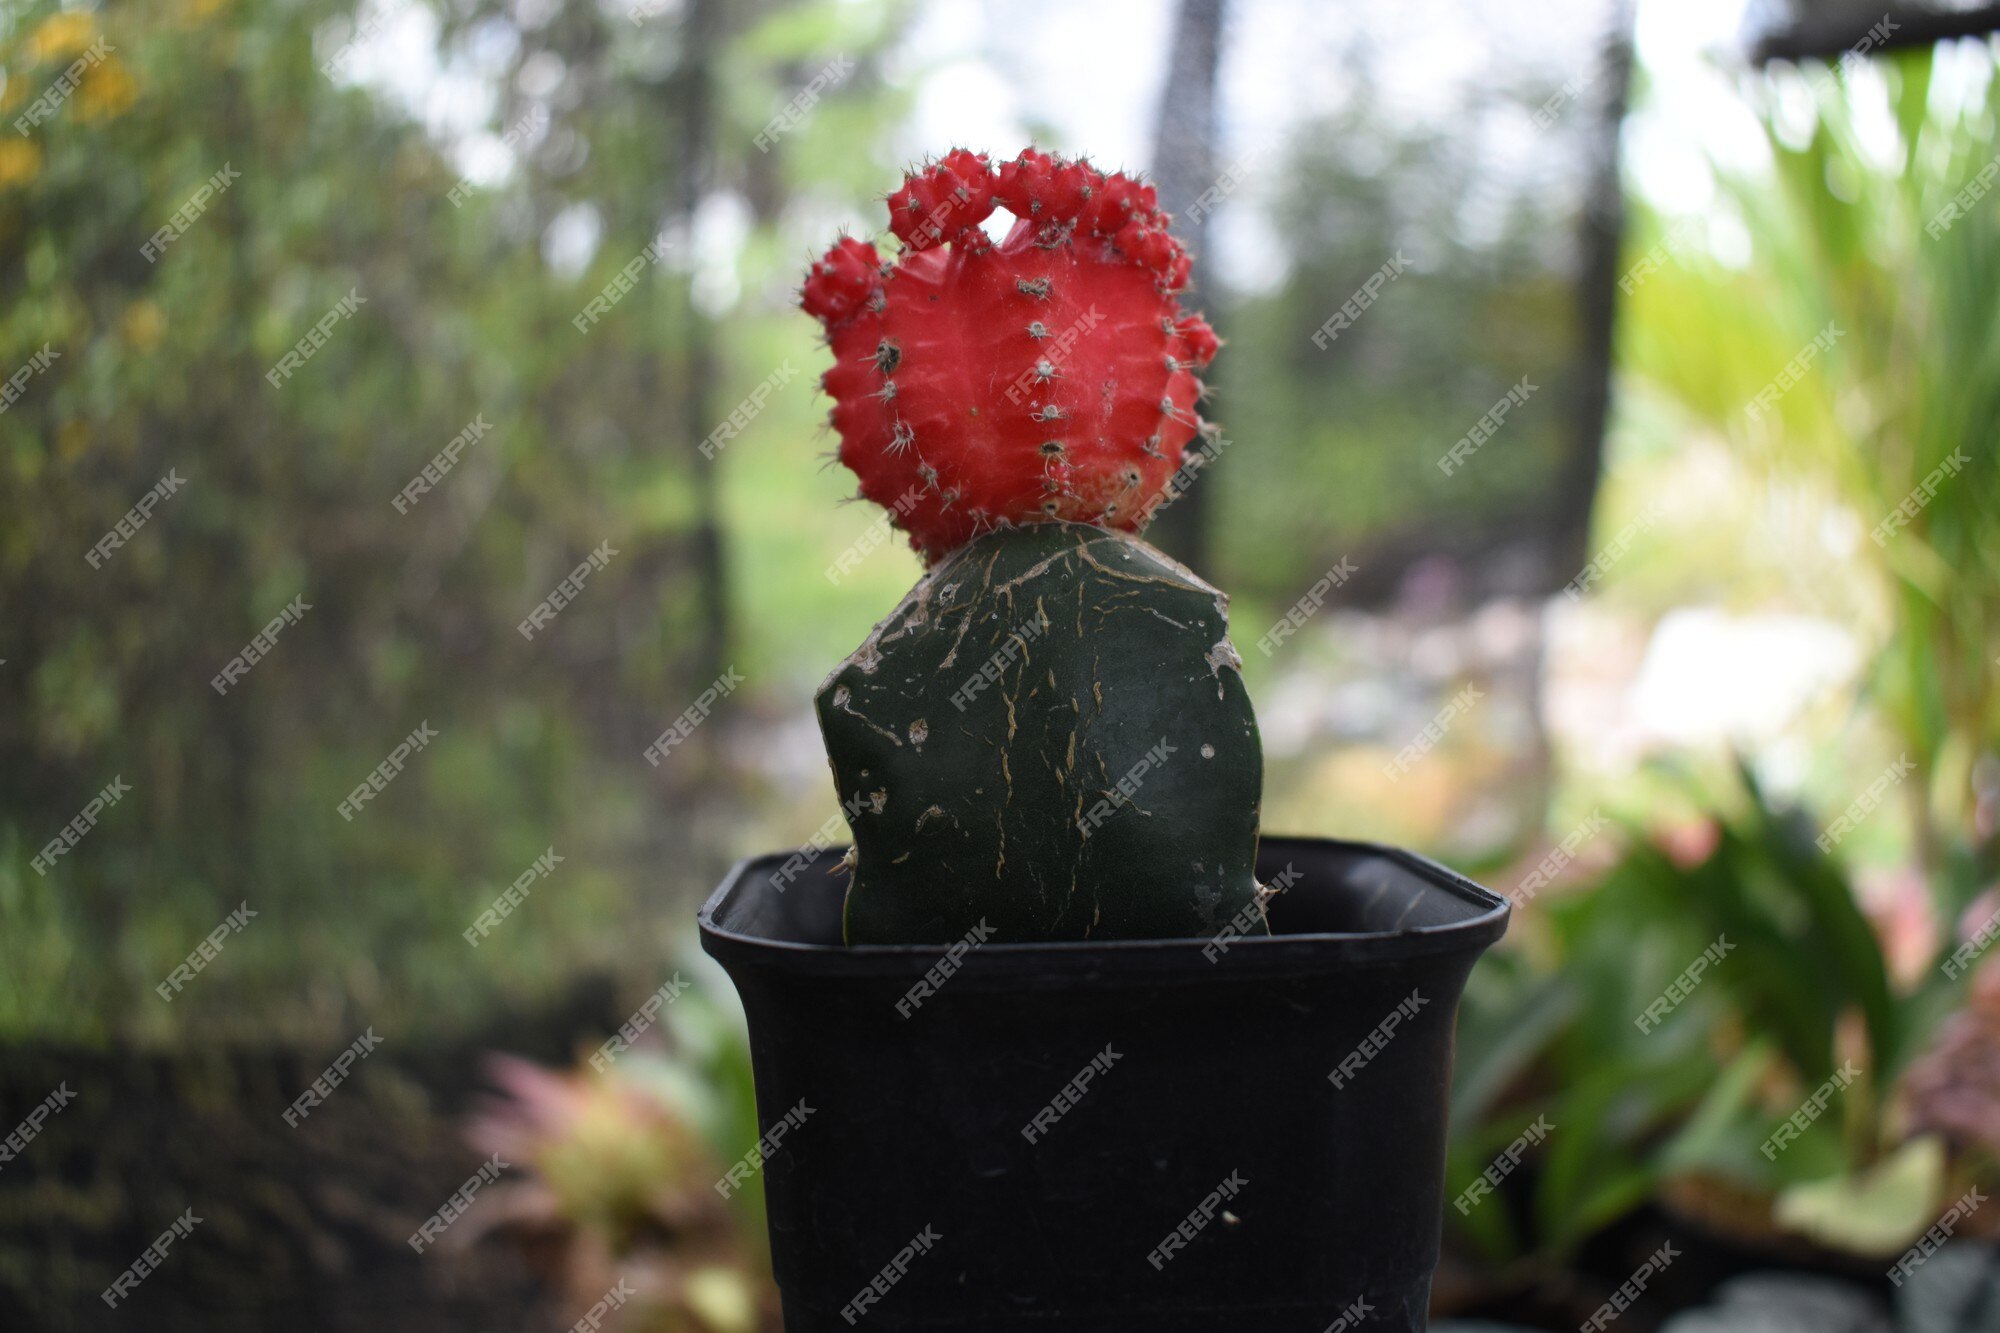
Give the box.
[2,0,1998,1328]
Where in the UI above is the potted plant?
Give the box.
[699,148,1508,1331]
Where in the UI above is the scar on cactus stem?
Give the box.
[801,148,1222,563]
[803,150,1263,946]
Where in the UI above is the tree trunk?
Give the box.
[676,0,729,680]
[1144,0,1227,576]
[1547,0,1635,582]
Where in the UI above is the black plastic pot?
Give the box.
[699,835,1508,1332]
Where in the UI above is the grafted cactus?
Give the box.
[801,150,1265,946]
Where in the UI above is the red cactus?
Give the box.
[801,148,1221,561]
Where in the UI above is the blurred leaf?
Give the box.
[1771,1136,1946,1257]
[1656,1042,1776,1180]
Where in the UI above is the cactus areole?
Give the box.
[802,148,1262,945]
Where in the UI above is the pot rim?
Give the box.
[699,833,1509,981]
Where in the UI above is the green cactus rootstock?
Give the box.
[817,521,1267,945]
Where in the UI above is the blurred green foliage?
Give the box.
[0,0,913,1043]
[1620,39,2000,878]
[1447,37,2000,1267]
[1214,97,1597,606]
[1453,763,1974,1264]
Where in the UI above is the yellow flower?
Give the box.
[75,55,136,121]
[122,300,166,352]
[24,12,99,64]
[179,0,231,23]
[0,138,40,190]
